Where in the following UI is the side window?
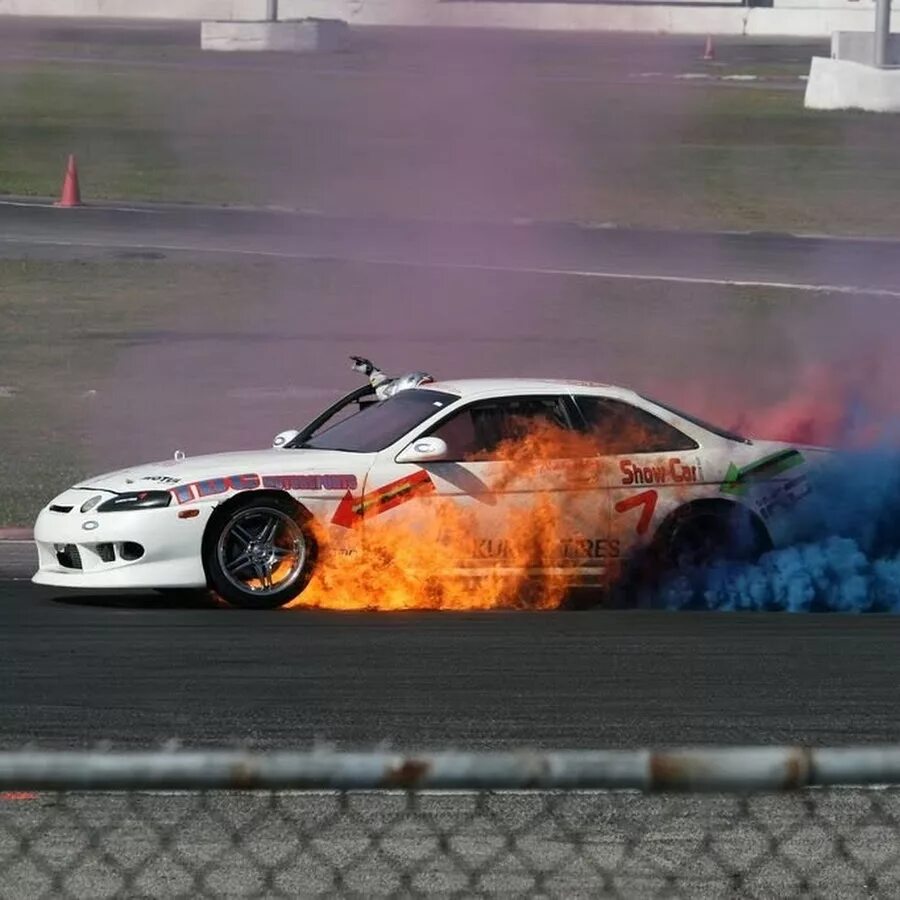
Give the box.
[574,396,698,454]
[428,396,572,461]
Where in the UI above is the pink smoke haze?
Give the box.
[724,367,872,447]
[646,357,899,451]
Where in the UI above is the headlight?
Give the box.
[97,491,172,512]
[80,495,103,514]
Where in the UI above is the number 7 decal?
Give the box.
[614,489,658,536]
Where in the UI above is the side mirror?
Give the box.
[272,429,300,449]
[396,436,449,464]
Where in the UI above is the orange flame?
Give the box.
[290,421,615,611]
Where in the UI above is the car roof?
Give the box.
[423,378,641,402]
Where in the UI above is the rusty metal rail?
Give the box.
[4,747,900,896]
[2,746,900,791]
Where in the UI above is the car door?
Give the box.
[366,394,612,577]
[571,395,706,560]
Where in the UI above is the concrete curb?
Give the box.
[0,530,33,541]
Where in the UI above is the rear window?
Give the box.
[644,396,750,444]
[574,396,698,454]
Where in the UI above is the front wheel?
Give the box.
[203,496,317,609]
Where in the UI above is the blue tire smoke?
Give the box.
[658,451,900,612]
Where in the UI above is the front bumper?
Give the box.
[32,490,212,589]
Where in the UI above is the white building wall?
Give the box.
[0,0,267,17]
[0,0,891,38]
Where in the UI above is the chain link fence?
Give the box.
[2,747,900,897]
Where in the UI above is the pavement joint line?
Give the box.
[2,235,898,299]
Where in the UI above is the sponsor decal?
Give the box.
[171,472,358,505]
[620,458,702,486]
[141,475,181,485]
[261,474,357,491]
[721,448,804,496]
[614,489,658,536]
[758,473,812,521]
[331,471,435,528]
[473,537,620,561]
[567,537,620,560]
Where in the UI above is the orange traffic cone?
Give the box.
[56,154,82,208]
[702,35,716,62]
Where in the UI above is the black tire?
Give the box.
[202,494,317,610]
[616,504,768,608]
[661,505,766,571]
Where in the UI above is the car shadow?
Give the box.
[46,589,224,610]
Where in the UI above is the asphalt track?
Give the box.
[3,575,900,750]
[3,202,900,297]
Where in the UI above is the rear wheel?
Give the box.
[619,504,767,608]
[662,505,765,571]
[203,495,316,610]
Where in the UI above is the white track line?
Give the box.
[0,200,166,214]
[2,234,899,299]
[0,53,791,88]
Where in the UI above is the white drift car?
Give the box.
[33,360,821,608]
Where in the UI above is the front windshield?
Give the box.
[299,388,458,453]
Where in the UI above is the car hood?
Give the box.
[75,448,368,494]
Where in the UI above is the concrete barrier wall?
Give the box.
[283,0,743,32]
[283,0,887,37]
[831,30,900,64]
[806,55,900,110]
[747,6,887,35]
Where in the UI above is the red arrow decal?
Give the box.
[331,490,360,529]
[614,490,658,536]
[331,470,435,528]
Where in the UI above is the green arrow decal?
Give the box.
[721,448,805,496]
